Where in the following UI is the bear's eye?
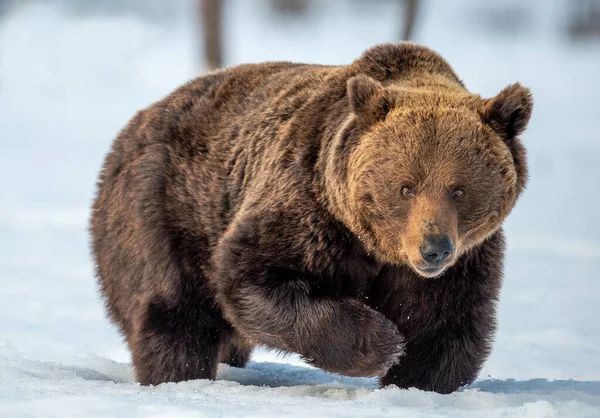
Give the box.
[401,186,415,197]
[451,188,465,200]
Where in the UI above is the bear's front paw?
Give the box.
[352,314,406,377]
[305,304,405,378]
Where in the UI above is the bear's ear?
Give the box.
[347,75,390,121]
[480,83,533,138]
[481,83,531,197]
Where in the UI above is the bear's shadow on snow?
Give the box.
[469,378,600,395]
[220,361,600,395]
[218,361,379,389]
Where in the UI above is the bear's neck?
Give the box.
[311,95,379,256]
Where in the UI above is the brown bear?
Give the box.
[90,42,532,394]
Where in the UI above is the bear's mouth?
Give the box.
[413,263,449,279]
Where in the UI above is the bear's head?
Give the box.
[331,75,532,278]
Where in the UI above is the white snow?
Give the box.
[1,0,599,416]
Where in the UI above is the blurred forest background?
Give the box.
[1,0,600,71]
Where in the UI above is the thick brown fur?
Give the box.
[90,42,532,394]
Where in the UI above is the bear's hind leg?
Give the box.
[129,297,226,385]
[220,333,253,368]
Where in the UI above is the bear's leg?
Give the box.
[129,297,227,385]
[379,326,484,394]
[212,224,405,378]
[369,266,498,394]
[219,333,253,368]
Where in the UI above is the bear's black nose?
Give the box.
[420,235,454,265]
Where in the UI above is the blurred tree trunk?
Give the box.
[269,0,309,15]
[200,0,223,71]
[567,0,600,40]
[401,0,419,41]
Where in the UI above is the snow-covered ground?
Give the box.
[1,0,599,416]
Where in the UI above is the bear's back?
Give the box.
[93,43,466,264]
